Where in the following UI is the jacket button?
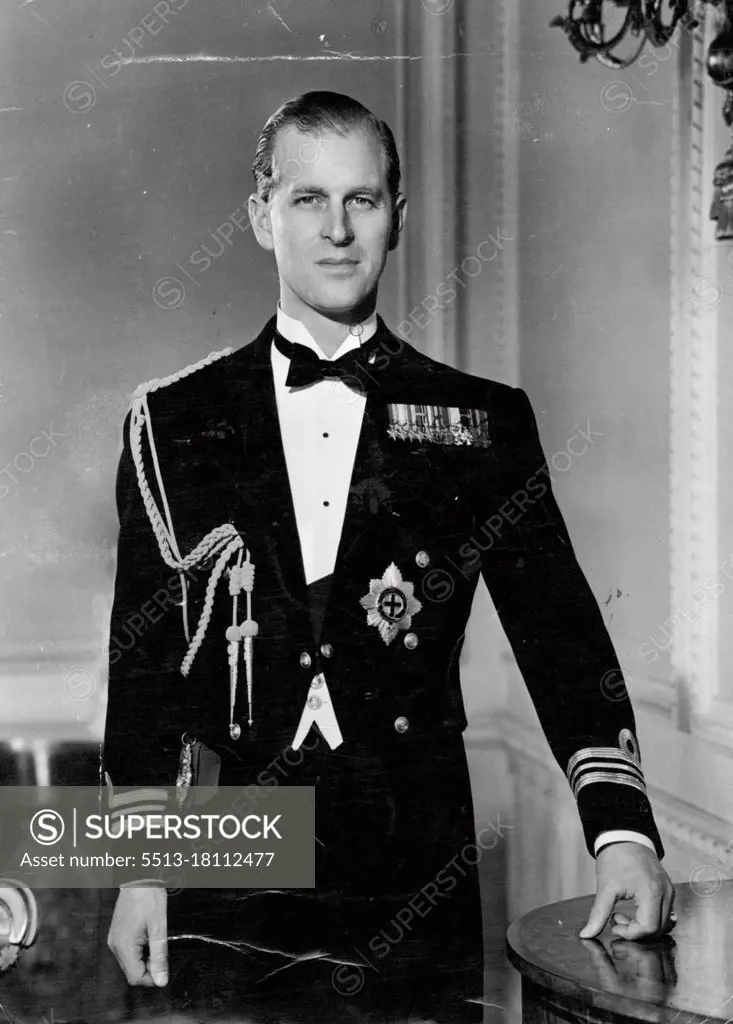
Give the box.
[310,674,324,689]
[404,632,418,650]
[299,651,312,669]
[307,695,322,710]
[415,550,430,568]
[394,716,409,733]
[320,643,333,658]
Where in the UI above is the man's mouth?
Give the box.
[317,258,360,265]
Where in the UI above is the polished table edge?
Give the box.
[506,895,717,1024]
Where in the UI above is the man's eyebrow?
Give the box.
[290,185,329,198]
[345,186,385,200]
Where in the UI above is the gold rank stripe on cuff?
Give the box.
[107,787,170,807]
[571,770,647,799]
[566,747,646,800]
[106,786,169,822]
[108,804,170,824]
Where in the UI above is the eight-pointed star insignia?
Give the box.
[359,562,423,645]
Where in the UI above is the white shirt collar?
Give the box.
[276,304,378,361]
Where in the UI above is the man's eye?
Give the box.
[350,196,375,208]
[295,195,321,206]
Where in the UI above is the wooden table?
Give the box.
[507,880,733,1024]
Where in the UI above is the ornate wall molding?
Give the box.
[652,805,733,863]
[669,12,721,727]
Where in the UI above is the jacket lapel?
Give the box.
[320,319,408,640]
[213,318,311,642]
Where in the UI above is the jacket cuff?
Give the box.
[103,780,172,887]
[575,783,665,861]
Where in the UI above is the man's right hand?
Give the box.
[107,886,169,986]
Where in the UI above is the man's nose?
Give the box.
[322,204,354,244]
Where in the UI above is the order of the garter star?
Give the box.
[359,562,423,645]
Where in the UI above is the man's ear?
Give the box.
[388,194,407,252]
[248,193,275,252]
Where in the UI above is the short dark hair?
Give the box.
[252,90,401,204]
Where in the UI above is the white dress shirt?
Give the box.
[272,305,376,586]
[271,306,655,858]
[273,306,377,753]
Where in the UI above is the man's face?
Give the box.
[250,125,404,318]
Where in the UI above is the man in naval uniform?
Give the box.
[104,91,674,1018]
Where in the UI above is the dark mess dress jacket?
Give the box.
[103,314,665,881]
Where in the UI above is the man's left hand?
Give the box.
[579,842,676,940]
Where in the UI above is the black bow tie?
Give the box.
[274,330,382,390]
